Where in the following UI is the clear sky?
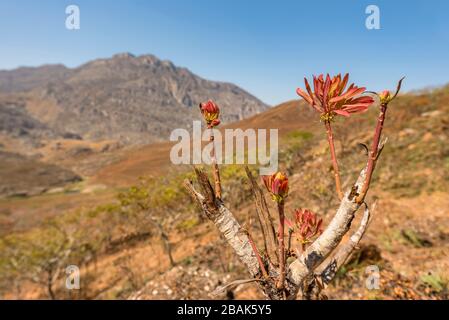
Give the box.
[0,0,448,105]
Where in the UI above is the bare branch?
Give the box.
[288,166,367,286]
[356,80,403,203]
[211,278,264,297]
[244,166,279,265]
[376,137,388,160]
[184,170,261,278]
[243,230,269,279]
[209,131,222,199]
[317,202,374,286]
[324,120,344,200]
[392,77,405,100]
[146,216,176,267]
[276,203,286,289]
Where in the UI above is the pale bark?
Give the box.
[184,169,292,299]
[185,135,385,299]
[184,175,260,277]
[287,167,367,286]
[318,203,373,286]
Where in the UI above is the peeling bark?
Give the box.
[184,172,260,278]
[318,203,373,286]
[287,167,367,287]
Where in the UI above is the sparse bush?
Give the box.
[185,75,404,299]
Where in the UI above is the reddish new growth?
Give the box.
[262,171,289,289]
[199,100,220,128]
[293,208,323,251]
[199,99,222,199]
[296,73,374,121]
[262,172,289,204]
[297,74,374,199]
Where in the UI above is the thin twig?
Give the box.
[244,229,269,279]
[244,166,279,265]
[356,77,403,203]
[324,120,344,200]
[277,202,286,289]
[211,279,264,297]
[209,127,222,199]
[287,228,293,257]
[356,103,387,203]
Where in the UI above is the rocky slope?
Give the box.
[0,53,269,146]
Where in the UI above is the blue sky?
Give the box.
[0,0,448,105]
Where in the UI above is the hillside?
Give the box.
[0,85,448,300]
[91,100,316,186]
[121,85,449,300]
[0,151,81,198]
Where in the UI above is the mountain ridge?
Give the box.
[0,53,269,148]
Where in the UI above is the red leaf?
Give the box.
[334,109,351,117]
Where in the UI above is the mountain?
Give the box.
[0,53,269,147]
